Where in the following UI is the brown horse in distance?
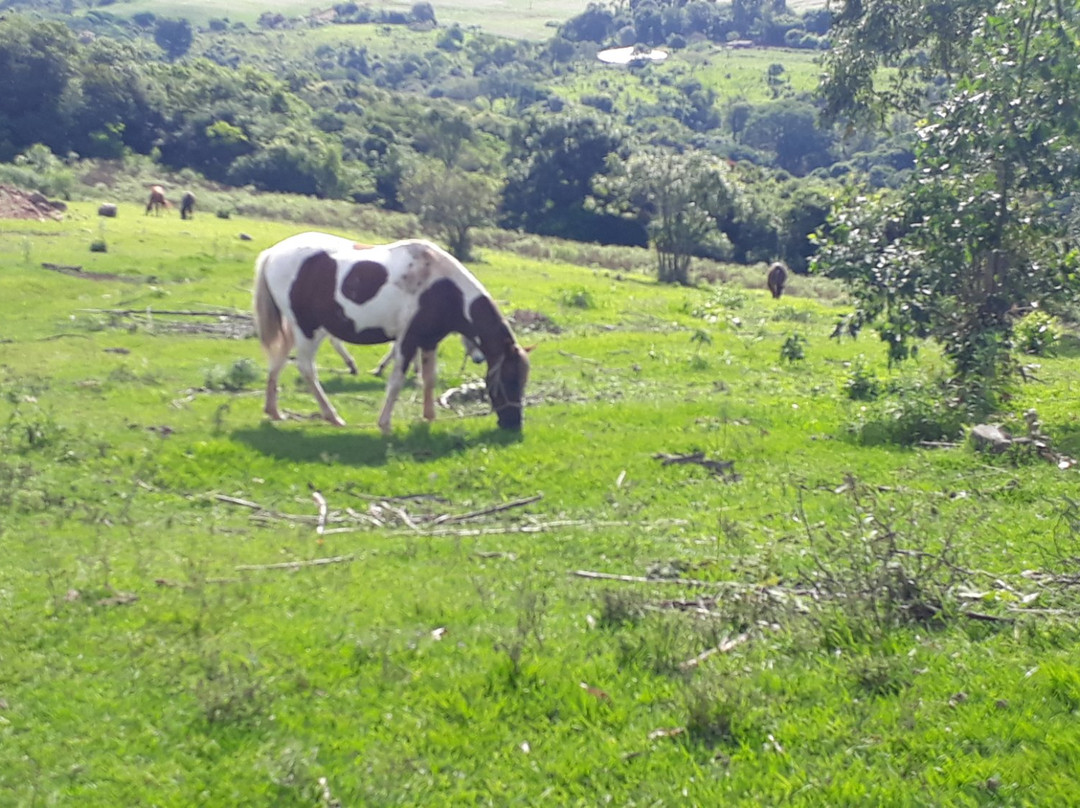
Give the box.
[145,185,170,215]
[180,191,196,219]
[767,261,788,299]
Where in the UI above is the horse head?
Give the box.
[485,339,531,431]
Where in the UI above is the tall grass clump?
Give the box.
[846,373,971,446]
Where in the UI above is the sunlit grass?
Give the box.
[2,205,1079,805]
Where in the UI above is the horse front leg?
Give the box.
[377,353,410,435]
[420,348,438,422]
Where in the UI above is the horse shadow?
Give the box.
[232,418,522,468]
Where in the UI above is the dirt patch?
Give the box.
[41,262,149,284]
[510,308,561,334]
[0,185,66,220]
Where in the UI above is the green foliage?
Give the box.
[399,159,501,259]
[605,148,737,284]
[153,18,193,61]
[204,358,260,392]
[501,113,629,243]
[0,144,74,198]
[1014,310,1060,357]
[817,0,1080,404]
[843,355,882,401]
[847,374,971,446]
[559,286,596,309]
[779,332,807,362]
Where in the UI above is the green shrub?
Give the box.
[848,376,970,446]
[559,286,595,309]
[1014,310,1060,356]
[205,359,260,391]
[779,332,807,362]
[843,355,882,401]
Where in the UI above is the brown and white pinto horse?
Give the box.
[254,232,530,433]
[145,185,170,215]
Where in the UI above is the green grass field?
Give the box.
[92,0,593,41]
[3,202,1080,805]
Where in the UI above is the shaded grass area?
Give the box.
[3,205,1080,805]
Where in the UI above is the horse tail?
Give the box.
[253,250,291,360]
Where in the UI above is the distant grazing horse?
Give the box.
[180,191,196,220]
[145,185,170,215]
[767,261,788,299]
[254,232,531,433]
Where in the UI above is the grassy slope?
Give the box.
[2,204,1080,805]
[90,0,594,41]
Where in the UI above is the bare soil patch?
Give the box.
[0,185,66,220]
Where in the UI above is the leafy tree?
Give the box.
[69,39,162,157]
[400,160,501,260]
[739,100,835,175]
[154,18,193,62]
[816,0,1080,405]
[606,149,738,284]
[501,113,625,240]
[0,16,78,160]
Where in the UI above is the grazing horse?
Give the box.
[767,261,788,299]
[180,191,196,220]
[145,185,170,215]
[254,232,531,433]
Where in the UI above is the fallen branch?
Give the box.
[571,569,812,598]
[679,632,750,670]
[312,490,328,535]
[961,609,1015,624]
[235,554,355,571]
[653,451,739,479]
[154,576,241,587]
[322,518,683,538]
[80,307,251,318]
[214,494,263,510]
[432,493,543,525]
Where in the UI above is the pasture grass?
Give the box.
[3,203,1080,805]
[85,0,591,41]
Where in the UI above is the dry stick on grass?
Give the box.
[312,490,328,535]
[653,451,738,478]
[215,494,263,510]
[79,307,252,318]
[321,518,672,538]
[679,632,750,671]
[235,555,355,572]
[432,493,544,525]
[571,568,807,594]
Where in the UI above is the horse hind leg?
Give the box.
[329,337,358,375]
[263,327,293,421]
[295,337,346,426]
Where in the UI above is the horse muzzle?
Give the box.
[496,408,523,431]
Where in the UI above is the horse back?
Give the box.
[260,234,474,347]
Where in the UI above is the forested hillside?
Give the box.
[0,0,901,275]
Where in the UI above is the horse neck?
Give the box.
[466,294,515,366]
